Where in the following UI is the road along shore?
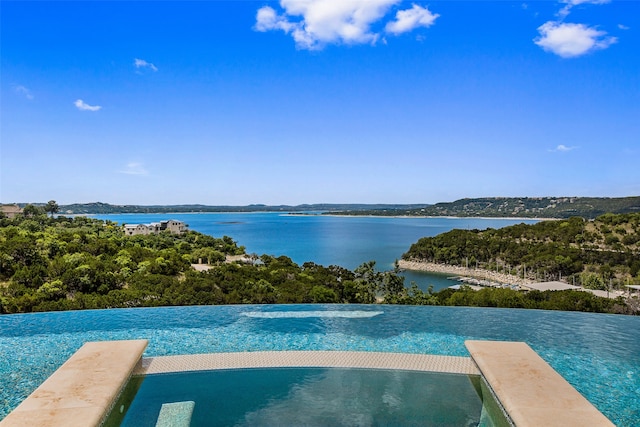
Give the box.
[398,260,534,286]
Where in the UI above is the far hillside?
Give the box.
[403,213,640,289]
[329,196,640,219]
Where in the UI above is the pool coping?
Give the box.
[465,340,615,427]
[0,340,148,427]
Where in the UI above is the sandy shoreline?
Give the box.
[398,259,534,286]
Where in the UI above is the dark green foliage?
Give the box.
[0,213,636,315]
[0,215,405,313]
[394,286,633,314]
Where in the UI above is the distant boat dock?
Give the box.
[447,276,520,290]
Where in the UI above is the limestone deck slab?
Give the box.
[465,340,614,427]
[134,351,479,376]
[0,340,148,427]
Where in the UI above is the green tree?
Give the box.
[309,285,338,303]
[580,272,605,290]
[44,200,60,218]
[22,204,45,218]
[353,261,382,303]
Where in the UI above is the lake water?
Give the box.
[95,213,537,290]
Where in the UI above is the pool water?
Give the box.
[105,368,507,427]
[1,304,639,425]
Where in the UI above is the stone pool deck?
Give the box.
[0,340,148,427]
[466,340,615,427]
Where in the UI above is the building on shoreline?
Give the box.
[124,220,188,236]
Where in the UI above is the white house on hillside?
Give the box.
[1,204,23,218]
[124,220,188,236]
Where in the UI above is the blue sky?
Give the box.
[2,0,638,205]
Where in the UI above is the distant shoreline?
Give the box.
[43,196,640,220]
[398,259,534,286]
[83,212,556,221]
[321,214,555,221]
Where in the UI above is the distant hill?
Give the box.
[326,197,640,219]
[15,197,639,218]
[45,202,429,215]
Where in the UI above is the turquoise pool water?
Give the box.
[1,304,639,425]
[108,368,500,427]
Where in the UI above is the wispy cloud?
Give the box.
[15,85,34,100]
[134,58,158,72]
[118,162,149,176]
[549,144,577,152]
[254,0,439,50]
[74,99,102,111]
[618,24,629,30]
[557,0,610,19]
[534,21,616,58]
[561,0,610,4]
[385,4,439,35]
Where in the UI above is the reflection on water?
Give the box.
[241,310,384,319]
[118,369,485,427]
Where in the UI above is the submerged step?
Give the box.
[155,401,195,427]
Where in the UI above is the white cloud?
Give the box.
[534,21,616,57]
[255,6,296,33]
[255,0,393,49]
[557,0,610,18]
[15,85,34,100]
[385,4,439,35]
[134,58,158,72]
[74,99,102,111]
[255,0,439,50]
[550,144,577,152]
[618,24,629,30]
[118,162,149,176]
[561,0,610,5]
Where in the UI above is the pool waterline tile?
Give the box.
[133,351,479,376]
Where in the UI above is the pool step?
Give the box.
[465,340,614,427]
[0,340,148,427]
[155,401,195,427]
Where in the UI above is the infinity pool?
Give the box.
[1,305,639,425]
